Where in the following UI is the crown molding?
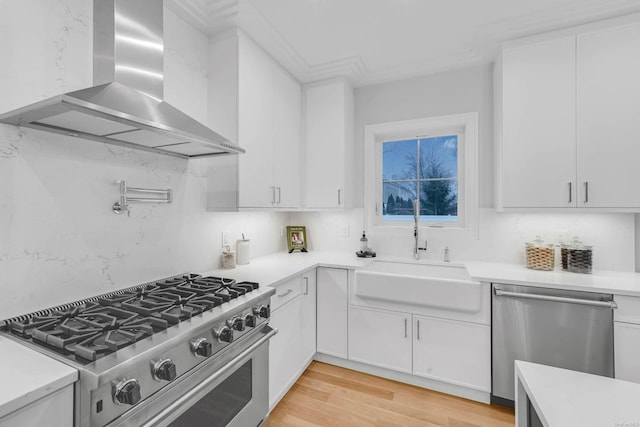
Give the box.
[476,0,640,43]
[169,0,640,87]
[356,52,485,88]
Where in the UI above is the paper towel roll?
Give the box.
[237,239,250,265]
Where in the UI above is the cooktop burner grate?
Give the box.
[1,273,259,363]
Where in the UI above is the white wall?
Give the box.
[354,64,494,208]
[295,63,636,272]
[0,1,288,320]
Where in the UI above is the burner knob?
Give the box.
[213,325,234,343]
[191,337,212,357]
[113,378,141,406]
[228,316,245,331]
[254,305,270,319]
[153,359,177,382]
[243,313,257,328]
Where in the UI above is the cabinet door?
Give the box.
[237,34,275,208]
[413,315,490,391]
[614,322,640,383]
[316,267,348,358]
[304,81,348,208]
[269,296,303,409]
[273,67,302,208]
[577,23,640,208]
[300,271,317,363]
[501,36,576,208]
[348,306,412,373]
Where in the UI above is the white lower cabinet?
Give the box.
[348,306,412,373]
[413,315,490,391]
[614,294,640,383]
[347,304,490,393]
[268,276,304,409]
[614,322,640,383]
[300,271,317,364]
[316,267,348,358]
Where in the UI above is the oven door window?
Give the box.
[169,360,253,427]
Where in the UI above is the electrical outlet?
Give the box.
[221,231,230,248]
[341,224,350,237]
[280,225,284,238]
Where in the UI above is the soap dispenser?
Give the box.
[359,231,368,253]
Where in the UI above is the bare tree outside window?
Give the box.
[382,136,458,222]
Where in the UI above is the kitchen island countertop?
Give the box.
[515,360,640,427]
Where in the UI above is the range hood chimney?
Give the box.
[0,0,244,158]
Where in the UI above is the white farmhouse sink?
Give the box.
[354,260,483,313]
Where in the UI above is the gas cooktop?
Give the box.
[4,274,259,364]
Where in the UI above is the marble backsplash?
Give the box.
[292,208,636,272]
[0,1,289,319]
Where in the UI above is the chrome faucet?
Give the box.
[413,199,427,259]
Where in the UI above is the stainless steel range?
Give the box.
[0,273,276,426]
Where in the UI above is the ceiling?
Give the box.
[167,0,640,87]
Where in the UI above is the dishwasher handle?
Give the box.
[494,288,617,309]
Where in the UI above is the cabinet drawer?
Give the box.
[270,276,302,312]
[614,295,640,323]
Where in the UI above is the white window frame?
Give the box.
[364,113,478,235]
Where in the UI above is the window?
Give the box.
[382,134,459,223]
[364,113,478,233]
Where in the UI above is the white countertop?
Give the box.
[515,361,640,427]
[465,260,640,296]
[4,250,640,420]
[0,336,77,419]
[206,250,640,297]
[203,251,371,287]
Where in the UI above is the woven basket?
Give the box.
[525,246,555,271]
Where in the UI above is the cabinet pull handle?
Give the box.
[417,320,420,340]
[277,187,281,204]
[568,182,572,203]
[338,189,342,205]
[584,181,589,203]
[404,318,408,338]
[270,186,276,204]
[278,289,293,298]
[303,277,309,295]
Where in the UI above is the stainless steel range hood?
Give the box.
[0,0,244,159]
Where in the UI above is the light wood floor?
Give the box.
[264,361,514,427]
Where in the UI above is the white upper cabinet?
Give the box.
[500,36,577,208]
[272,67,302,208]
[207,30,301,210]
[304,79,354,208]
[577,23,640,208]
[497,20,640,210]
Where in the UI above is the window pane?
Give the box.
[419,180,458,220]
[382,181,417,220]
[382,139,417,181]
[419,136,457,179]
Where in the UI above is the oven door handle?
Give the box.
[143,326,278,427]
[494,288,617,309]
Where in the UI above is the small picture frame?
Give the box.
[286,226,308,253]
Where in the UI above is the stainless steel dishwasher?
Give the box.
[491,283,616,404]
